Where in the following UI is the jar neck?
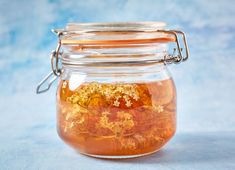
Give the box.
[61,42,168,68]
[60,37,172,84]
[61,62,172,84]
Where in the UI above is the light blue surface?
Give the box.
[0,0,235,169]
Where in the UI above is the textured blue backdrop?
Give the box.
[0,0,235,169]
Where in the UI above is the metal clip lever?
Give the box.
[36,71,58,94]
[36,30,63,94]
[156,30,189,64]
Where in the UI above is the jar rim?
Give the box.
[65,22,167,32]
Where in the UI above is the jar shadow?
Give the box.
[104,132,235,164]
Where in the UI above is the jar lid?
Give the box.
[53,22,176,45]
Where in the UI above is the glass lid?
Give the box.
[53,22,176,45]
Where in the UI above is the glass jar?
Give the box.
[37,22,189,158]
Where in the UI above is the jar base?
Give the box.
[80,149,161,159]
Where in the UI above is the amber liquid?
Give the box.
[57,79,176,157]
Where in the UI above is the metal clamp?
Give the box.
[36,30,63,94]
[51,30,63,76]
[157,30,189,64]
[36,71,57,94]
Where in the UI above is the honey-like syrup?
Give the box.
[57,78,176,157]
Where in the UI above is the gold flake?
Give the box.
[115,94,122,100]
[113,100,120,107]
[154,136,164,143]
[154,105,164,113]
[133,94,140,101]
[120,138,136,149]
[100,115,109,127]
[62,81,67,88]
[123,95,129,100]
[76,117,85,124]
[98,111,134,137]
[101,111,111,116]
[125,100,132,107]
[134,134,146,144]
[69,122,75,128]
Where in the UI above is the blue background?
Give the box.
[0,0,235,169]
